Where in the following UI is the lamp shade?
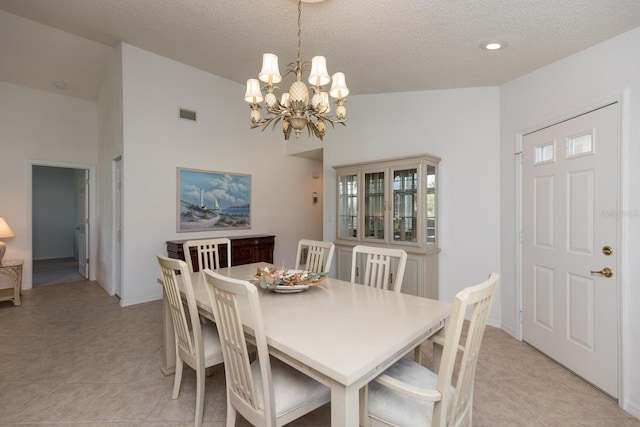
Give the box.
[258,53,282,84]
[320,91,330,113]
[244,79,264,103]
[280,92,290,108]
[329,72,349,99]
[0,217,14,239]
[308,56,331,86]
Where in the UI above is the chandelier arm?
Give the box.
[308,111,347,125]
[269,116,283,131]
[254,110,291,132]
[254,116,276,131]
[258,116,280,132]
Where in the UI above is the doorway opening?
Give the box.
[32,165,90,287]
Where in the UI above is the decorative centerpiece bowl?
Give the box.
[253,266,326,293]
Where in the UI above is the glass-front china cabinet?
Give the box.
[334,154,440,298]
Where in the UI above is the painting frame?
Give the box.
[177,167,251,232]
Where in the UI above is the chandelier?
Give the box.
[243,0,349,141]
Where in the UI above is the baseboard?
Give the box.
[119,292,163,307]
[486,318,502,329]
[500,322,517,338]
[623,398,640,420]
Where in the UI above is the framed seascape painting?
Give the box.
[177,168,251,232]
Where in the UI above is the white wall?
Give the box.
[0,81,98,289]
[118,44,322,306]
[322,87,502,324]
[500,26,640,416]
[96,45,124,294]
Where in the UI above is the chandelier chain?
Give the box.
[297,0,302,70]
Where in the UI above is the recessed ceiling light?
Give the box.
[54,81,67,90]
[481,41,507,51]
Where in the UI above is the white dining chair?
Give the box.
[367,273,499,427]
[294,239,335,274]
[202,268,331,427]
[156,254,224,427]
[350,245,407,292]
[183,238,231,273]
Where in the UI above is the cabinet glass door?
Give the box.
[338,173,358,239]
[393,167,418,243]
[426,164,437,245]
[364,171,385,241]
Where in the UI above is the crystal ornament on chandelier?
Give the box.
[244,0,348,141]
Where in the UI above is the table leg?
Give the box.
[432,330,445,371]
[161,288,177,375]
[14,266,22,306]
[359,386,371,427]
[331,383,360,427]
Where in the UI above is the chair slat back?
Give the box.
[183,238,231,273]
[434,272,499,427]
[295,239,335,274]
[203,269,277,423]
[351,245,408,292]
[156,254,200,359]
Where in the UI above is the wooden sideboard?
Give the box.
[166,235,275,271]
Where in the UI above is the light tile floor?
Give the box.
[0,281,637,426]
[32,257,85,287]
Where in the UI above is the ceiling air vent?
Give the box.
[178,108,197,122]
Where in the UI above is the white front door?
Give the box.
[522,103,619,398]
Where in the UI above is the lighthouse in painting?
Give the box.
[200,188,206,209]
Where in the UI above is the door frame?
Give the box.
[112,156,123,297]
[27,160,97,288]
[515,95,624,402]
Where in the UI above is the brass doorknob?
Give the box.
[590,267,614,278]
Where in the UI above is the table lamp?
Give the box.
[0,217,15,264]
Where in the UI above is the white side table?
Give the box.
[0,259,23,306]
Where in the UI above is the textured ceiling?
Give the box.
[1,0,640,101]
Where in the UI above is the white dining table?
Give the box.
[159,262,451,427]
